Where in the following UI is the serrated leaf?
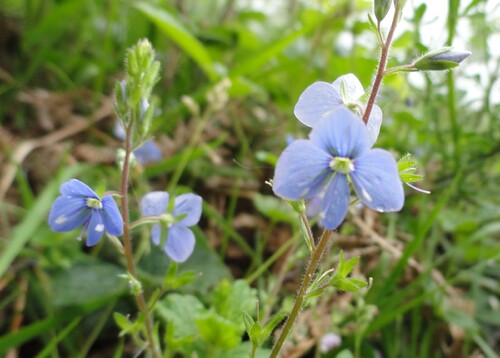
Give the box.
[156,293,205,338]
[211,280,257,330]
[195,313,241,350]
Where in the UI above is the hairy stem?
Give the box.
[363,7,400,124]
[120,122,161,358]
[270,230,332,357]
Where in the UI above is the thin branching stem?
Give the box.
[120,121,161,358]
[270,230,332,357]
[363,7,400,124]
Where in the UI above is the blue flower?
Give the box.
[113,121,162,166]
[48,179,123,245]
[141,192,202,262]
[294,74,382,145]
[273,107,404,230]
[132,140,162,165]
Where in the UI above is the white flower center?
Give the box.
[330,157,354,174]
[86,198,103,209]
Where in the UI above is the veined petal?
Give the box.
[141,191,169,216]
[151,224,162,246]
[48,196,90,232]
[310,108,371,158]
[165,225,195,263]
[350,149,404,212]
[174,194,202,227]
[273,140,331,200]
[86,211,105,246]
[134,141,162,165]
[101,196,123,235]
[332,73,365,102]
[366,104,382,146]
[320,174,350,229]
[294,81,342,127]
[60,179,99,199]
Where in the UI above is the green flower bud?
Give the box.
[124,39,160,109]
[374,0,391,22]
[413,47,471,71]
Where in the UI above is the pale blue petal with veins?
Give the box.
[294,74,383,146]
[273,108,404,230]
[141,191,202,263]
[48,179,123,246]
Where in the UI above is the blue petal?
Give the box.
[273,140,331,200]
[174,194,202,227]
[48,196,90,232]
[320,174,350,229]
[294,81,342,127]
[86,211,105,246]
[350,149,404,212]
[151,224,162,246]
[134,141,162,165]
[165,225,195,263]
[141,191,169,216]
[101,195,123,235]
[113,121,126,140]
[60,179,99,199]
[331,74,365,102]
[309,107,371,158]
[366,104,382,146]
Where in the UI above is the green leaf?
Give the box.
[333,278,368,292]
[134,2,218,81]
[339,255,360,278]
[50,260,127,309]
[262,311,288,339]
[397,153,424,183]
[195,313,241,350]
[156,293,205,338]
[211,279,257,330]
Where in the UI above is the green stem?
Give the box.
[120,121,161,358]
[269,230,332,357]
[300,211,316,250]
[362,5,400,124]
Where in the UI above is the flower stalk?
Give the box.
[363,3,401,124]
[270,230,332,357]
[120,120,161,358]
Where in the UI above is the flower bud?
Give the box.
[124,39,160,108]
[374,0,391,22]
[413,47,471,71]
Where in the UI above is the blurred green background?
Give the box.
[0,0,499,357]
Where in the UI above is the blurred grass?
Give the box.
[0,0,499,356]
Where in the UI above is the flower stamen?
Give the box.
[86,198,103,209]
[330,157,354,174]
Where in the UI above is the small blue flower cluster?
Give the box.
[49,180,202,263]
[273,74,404,229]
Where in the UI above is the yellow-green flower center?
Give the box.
[330,157,354,174]
[86,198,103,209]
